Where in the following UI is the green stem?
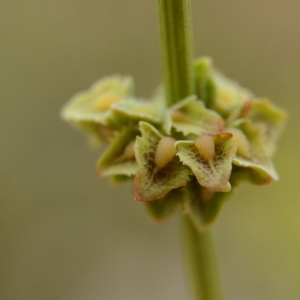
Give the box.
[157,1,224,299]
[157,0,194,106]
[181,217,225,300]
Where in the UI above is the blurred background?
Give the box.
[1,0,299,299]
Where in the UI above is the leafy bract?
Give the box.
[176,133,237,192]
[164,96,224,136]
[61,76,133,126]
[74,121,117,146]
[112,97,163,125]
[145,187,185,221]
[194,57,253,118]
[183,179,233,231]
[134,122,192,201]
[110,174,137,185]
[97,125,139,177]
[249,99,287,156]
[213,73,252,118]
[99,161,138,177]
[194,57,216,107]
[230,121,279,184]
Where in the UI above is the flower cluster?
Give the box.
[61,57,286,231]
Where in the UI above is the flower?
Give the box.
[61,58,287,231]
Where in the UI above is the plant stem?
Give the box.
[157,1,225,299]
[181,217,225,300]
[157,0,194,106]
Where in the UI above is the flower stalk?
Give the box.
[157,0,194,106]
[157,0,225,299]
[181,217,225,300]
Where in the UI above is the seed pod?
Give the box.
[154,137,177,170]
[94,93,120,111]
[194,135,215,162]
[229,128,250,158]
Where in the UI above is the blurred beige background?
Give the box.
[1,0,299,299]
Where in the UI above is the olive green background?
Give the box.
[1,1,299,299]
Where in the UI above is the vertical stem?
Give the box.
[157,0,194,106]
[181,217,225,300]
[157,1,225,299]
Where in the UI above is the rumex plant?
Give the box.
[61,1,286,299]
[62,61,286,227]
